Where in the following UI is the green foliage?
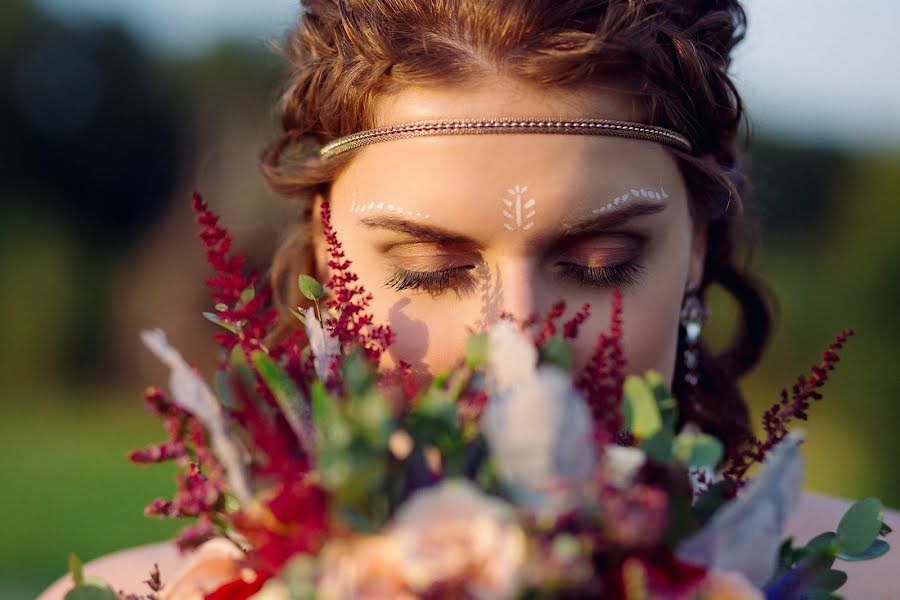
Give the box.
[342,350,377,398]
[252,351,311,447]
[465,333,489,369]
[767,497,892,596]
[202,311,239,333]
[539,336,573,371]
[67,553,83,585]
[64,585,119,600]
[835,497,884,556]
[837,539,890,562]
[672,432,724,469]
[298,275,326,302]
[622,374,662,440]
[622,371,722,470]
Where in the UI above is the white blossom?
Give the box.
[304,306,341,381]
[602,445,646,488]
[486,320,538,392]
[482,360,597,518]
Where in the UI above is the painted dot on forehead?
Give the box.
[501,184,537,232]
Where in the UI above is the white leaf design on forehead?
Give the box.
[501,185,537,232]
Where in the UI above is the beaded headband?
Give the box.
[318,117,693,159]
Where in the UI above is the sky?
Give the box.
[32,0,900,148]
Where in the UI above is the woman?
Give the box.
[40,0,898,597]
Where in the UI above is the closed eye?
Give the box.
[555,259,645,288]
[385,265,478,296]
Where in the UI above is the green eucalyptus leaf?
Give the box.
[539,336,573,371]
[803,531,838,572]
[836,539,890,561]
[807,531,839,553]
[622,375,662,439]
[298,274,326,301]
[645,370,678,430]
[202,311,239,333]
[673,432,724,469]
[809,568,848,592]
[641,428,673,464]
[836,497,884,556]
[465,333,489,368]
[240,286,256,303]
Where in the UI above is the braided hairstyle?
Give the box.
[259,0,774,452]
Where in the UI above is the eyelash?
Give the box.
[384,260,644,294]
[385,266,476,294]
[556,259,646,288]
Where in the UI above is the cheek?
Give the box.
[568,283,683,388]
[569,240,690,388]
[369,292,484,375]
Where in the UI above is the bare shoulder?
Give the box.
[37,541,185,600]
[785,490,900,598]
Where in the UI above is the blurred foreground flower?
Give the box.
[483,321,596,518]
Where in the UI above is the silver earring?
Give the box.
[680,281,710,390]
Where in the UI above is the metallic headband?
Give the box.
[318,117,693,159]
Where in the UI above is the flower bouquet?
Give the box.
[64,194,891,600]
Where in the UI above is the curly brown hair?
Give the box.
[259,0,774,452]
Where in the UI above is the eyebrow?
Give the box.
[561,201,667,236]
[358,215,474,244]
[358,200,666,245]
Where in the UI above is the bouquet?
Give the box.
[64,194,891,600]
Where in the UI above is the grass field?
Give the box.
[0,387,180,599]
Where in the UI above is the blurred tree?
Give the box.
[1,0,187,238]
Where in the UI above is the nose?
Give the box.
[494,256,540,324]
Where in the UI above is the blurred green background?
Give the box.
[1,0,898,597]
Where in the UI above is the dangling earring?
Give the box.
[680,281,711,392]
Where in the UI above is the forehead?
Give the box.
[334,76,682,200]
[329,77,687,236]
[332,133,682,205]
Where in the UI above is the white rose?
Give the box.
[482,364,597,518]
[487,320,538,391]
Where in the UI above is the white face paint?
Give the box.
[593,186,669,215]
[501,185,537,231]
[349,194,431,219]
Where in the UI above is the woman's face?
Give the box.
[314,76,706,386]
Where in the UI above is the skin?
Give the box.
[38,76,900,598]
[314,74,707,388]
